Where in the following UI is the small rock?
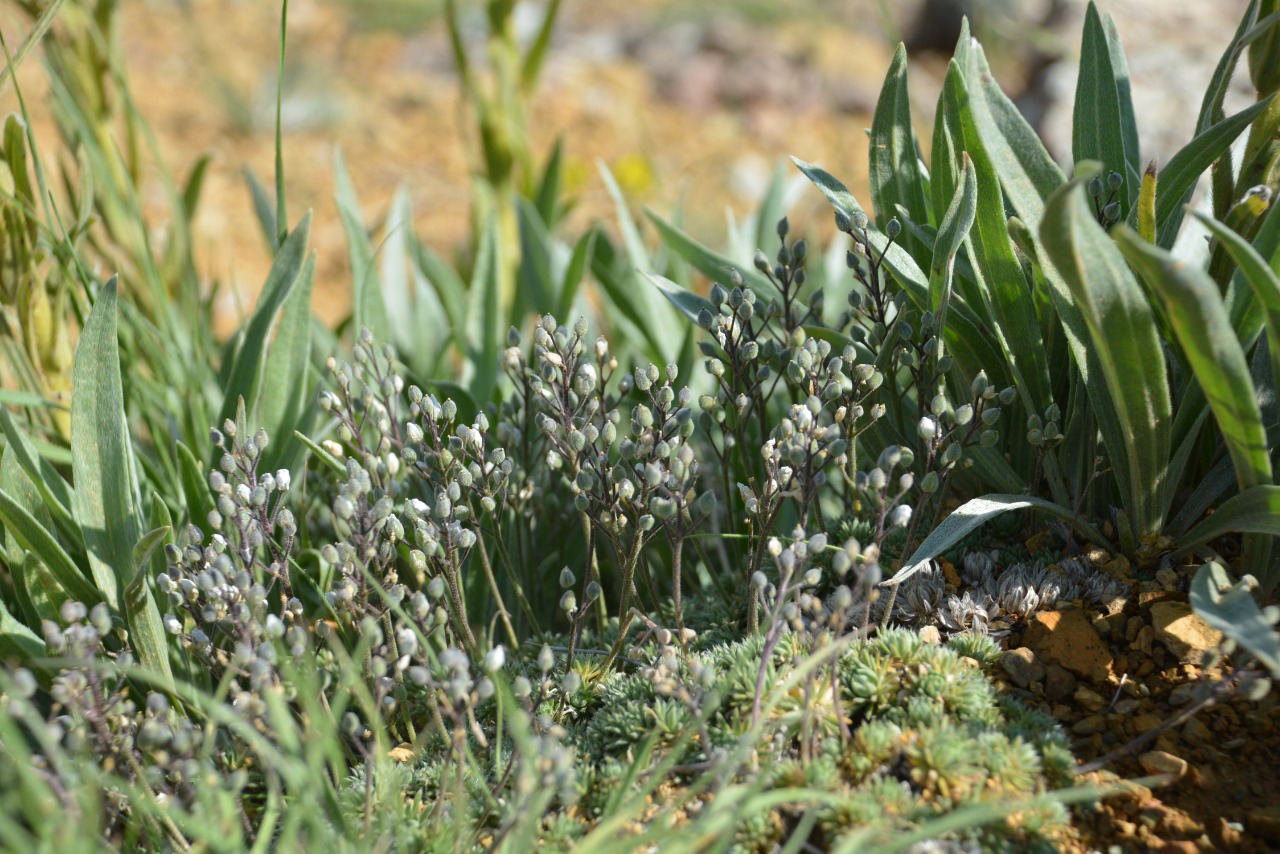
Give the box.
[1139,750,1189,781]
[1150,602,1223,663]
[1181,716,1213,745]
[1132,625,1156,654]
[1126,615,1144,642]
[1209,817,1244,848]
[1101,554,1131,579]
[1155,567,1180,591]
[918,625,941,645]
[999,647,1045,688]
[1130,712,1164,735]
[1156,841,1197,854]
[1073,714,1108,735]
[1074,686,1108,712]
[1025,609,1114,683]
[1248,807,1280,842]
[388,744,415,763]
[1168,683,1199,706]
[1044,663,1077,701]
[1114,698,1140,715]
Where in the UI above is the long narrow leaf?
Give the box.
[1073,3,1136,219]
[334,152,388,342]
[71,278,137,608]
[885,494,1108,587]
[965,42,1064,229]
[1115,226,1271,492]
[0,487,98,605]
[218,214,312,428]
[1176,485,1280,556]
[1039,170,1171,539]
[258,252,317,471]
[869,43,929,262]
[1152,95,1275,248]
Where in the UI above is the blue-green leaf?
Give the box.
[870,43,929,262]
[71,278,138,609]
[219,214,312,429]
[1039,169,1171,540]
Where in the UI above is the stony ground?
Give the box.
[2,0,1275,849]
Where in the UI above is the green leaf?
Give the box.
[334,151,388,343]
[645,208,773,294]
[1,449,64,626]
[1039,168,1171,540]
[258,252,316,472]
[885,495,1108,587]
[940,60,1053,414]
[1177,485,1280,557]
[645,273,715,325]
[71,278,138,609]
[929,152,977,319]
[0,596,44,665]
[535,136,565,227]
[380,186,417,350]
[124,514,175,692]
[790,157,1011,394]
[557,225,598,321]
[1114,226,1271,494]
[869,43,929,261]
[181,154,212,222]
[517,196,556,314]
[0,406,75,534]
[243,166,279,252]
[177,441,215,538]
[293,431,345,475]
[463,215,502,404]
[1073,3,1137,219]
[411,237,468,338]
[1193,208,1280,419]
[218,213,312,429]
[1151,95,1276,248]
[965,42,1065,229]
[1190,561,1280,675]
[0,486,99,606]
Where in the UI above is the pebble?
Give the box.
[1044,663,1077,701]
[1073,714,1109,735]
[1247,807,1280,842]
[1150,602,1223,664]
[1075,686,1108,712]
[918,625,941,645]
[999,647,1045,688]
[1139,750,1189,781]
[1025,609,1114,683]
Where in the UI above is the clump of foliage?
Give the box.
[2,0,1280,850]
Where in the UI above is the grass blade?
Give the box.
[123,513,176,692]
[259,252,316,472]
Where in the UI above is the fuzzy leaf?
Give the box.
[71,278,138,609]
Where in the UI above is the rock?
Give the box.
[1074,686,1107,712]
[1149,602,1222,663]
[1043,663,1076,701]
[999,647,1045,688]
[1025,609,1114,683]
[1247,807,1280,842]
[918,625,941,645]
[1100,554,1131,579]
[1139,750,1189,782]
[388,744,415,763]
[1167,683,1198,706]
[1073,714,1108,735]
[1155,567,1180,591]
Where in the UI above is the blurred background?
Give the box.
[0,0,1252,334]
